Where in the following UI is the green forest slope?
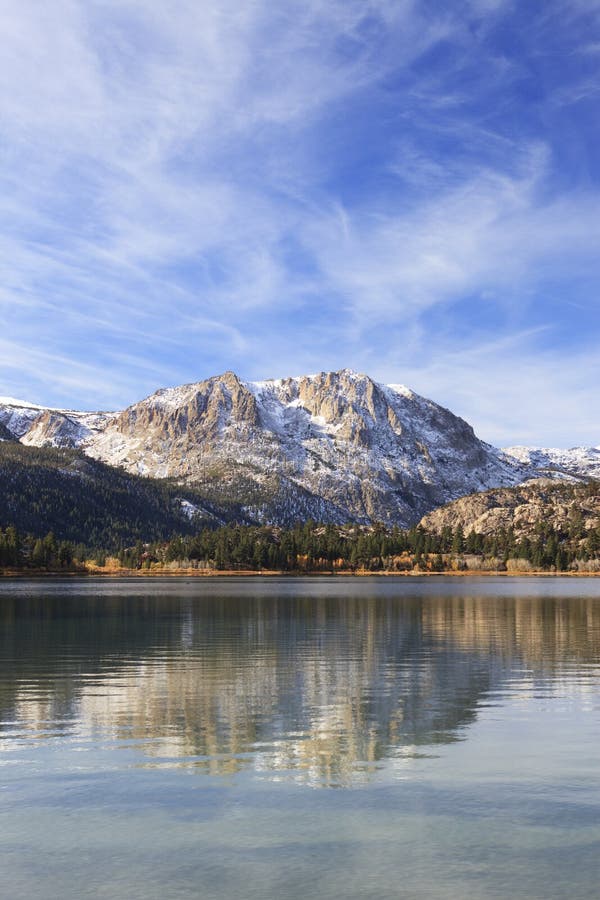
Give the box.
[0,442,238,548]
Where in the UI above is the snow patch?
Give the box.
[385,384,413,399]
[178,499,201,520]
[0,397,48,409]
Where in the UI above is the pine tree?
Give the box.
[452,525,464,555]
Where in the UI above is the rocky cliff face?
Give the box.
[1,371,591,527]
[0,398,110,446]
[419,480,600,539]
[20,411,91,449]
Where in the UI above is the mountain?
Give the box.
[502,445,600,480]
[419,479,600,541]
[0,397,110,448]
[0,370,594,528]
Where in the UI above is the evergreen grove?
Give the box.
[3,511,600,573]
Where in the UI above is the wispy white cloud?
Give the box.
[399,340,600,449]
[0,0,599,443]
[302,142,600,324]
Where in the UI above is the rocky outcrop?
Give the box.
[420,480,600,539]
[0,398,110,445]
[110,371,260,444]
[20,411,89,449]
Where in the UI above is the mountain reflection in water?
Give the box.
[1,578,599,787]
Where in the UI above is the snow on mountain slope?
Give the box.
[2,371,595,527]
[0,398,112,447]
[503,446,600,480]
[0,398,48,438]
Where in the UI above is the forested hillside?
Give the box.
[0,423,15,441]
[2,442,600,575]
[0,442,233,548]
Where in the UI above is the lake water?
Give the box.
[1,577,600,899]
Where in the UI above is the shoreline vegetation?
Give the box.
[2,567,600,578]
[3,514,600,578]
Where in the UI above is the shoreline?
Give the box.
[2,567,600,579]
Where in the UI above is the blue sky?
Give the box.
[1,0,600,446]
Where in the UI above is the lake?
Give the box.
[1,576,600,899]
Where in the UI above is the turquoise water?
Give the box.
[1,577,600,899]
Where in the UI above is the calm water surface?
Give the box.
[1,577,600,899]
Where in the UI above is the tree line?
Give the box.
[3,479,600,573]
[5,521,597,574]
[0,527,78,569]
[118,515,600,572]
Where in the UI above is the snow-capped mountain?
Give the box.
[0,397,111,447]
[0,370,594,526]
[502,445,600,480]
[79,369,532,525]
